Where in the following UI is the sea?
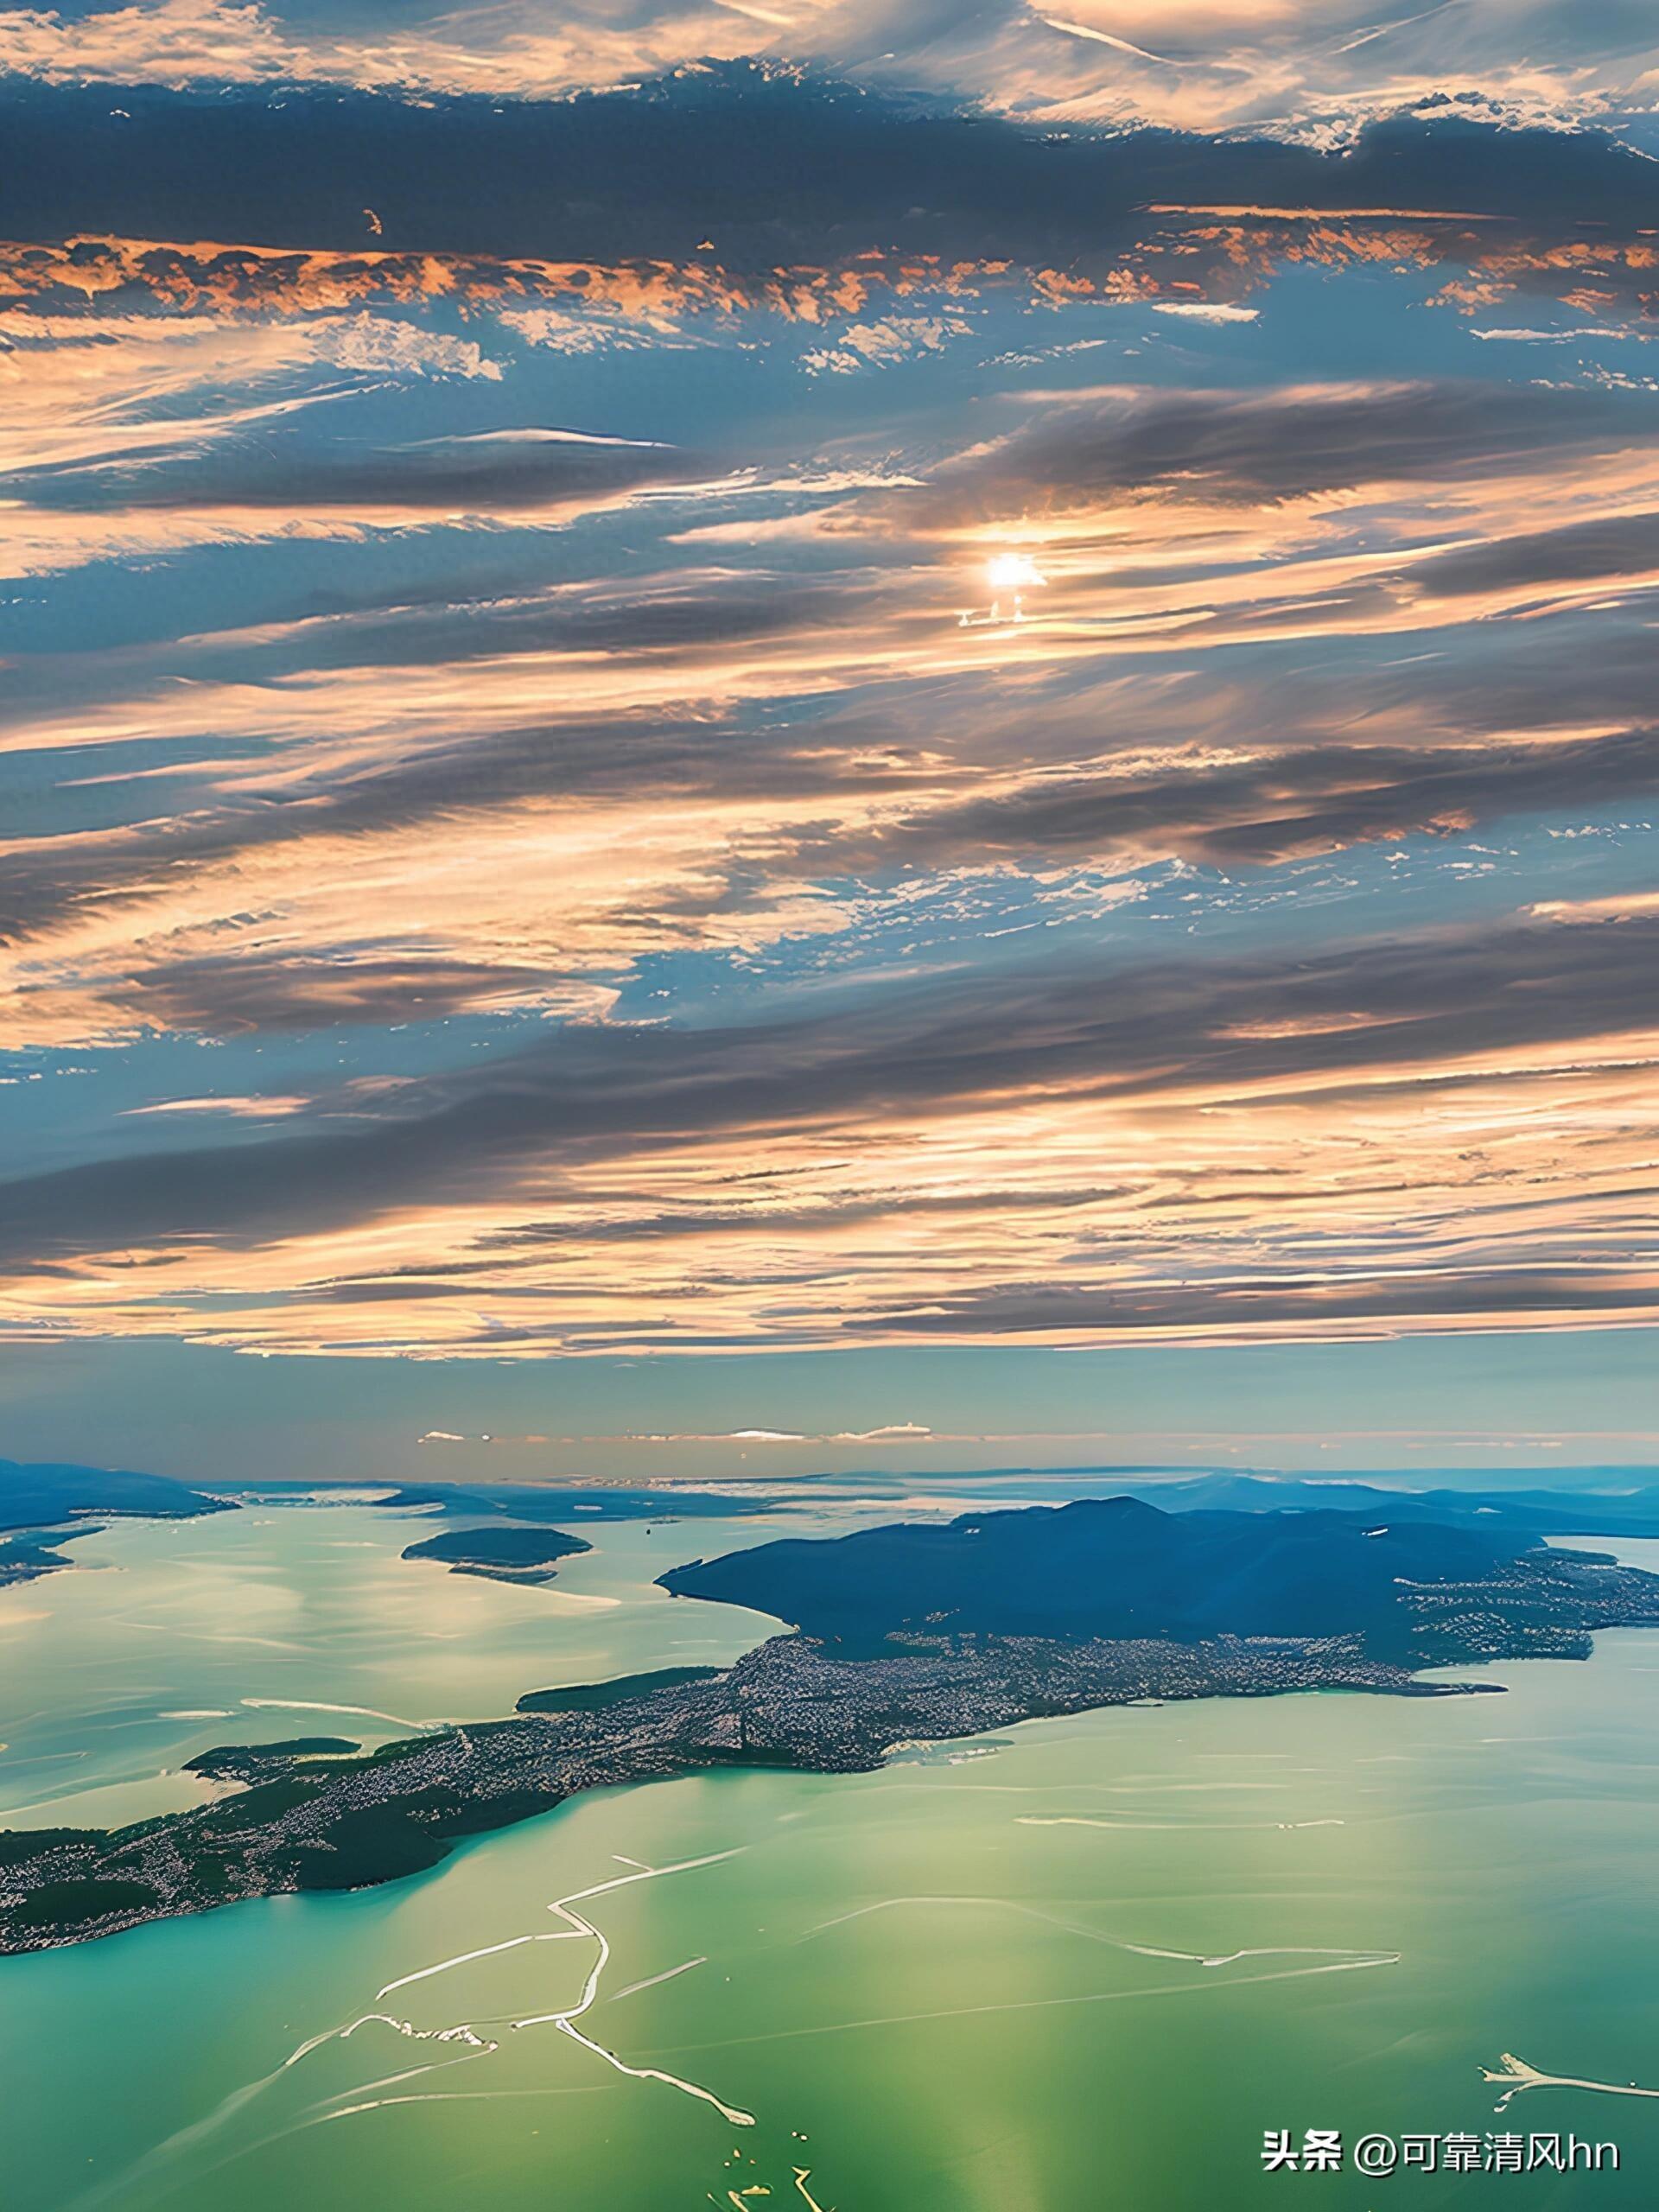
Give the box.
[0,1485,1654,2209]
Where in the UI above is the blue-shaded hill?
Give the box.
[0,1457,231,1535]
[659,1493,1542,1658]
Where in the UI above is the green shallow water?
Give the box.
[3,1498,1657,2209]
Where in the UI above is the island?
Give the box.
[402,1522,593,1586]
[3,1495,1658,1955]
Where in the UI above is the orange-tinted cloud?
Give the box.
[2,900,1656,1356]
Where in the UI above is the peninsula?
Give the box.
[2,1497,1657,1955]
[656,1495,1636,1662]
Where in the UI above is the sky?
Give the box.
[3,2,1659,1484]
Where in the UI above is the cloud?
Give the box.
[571,1420,935,1441]
[866,1267,1659,1339]
[8,355,1659,1054]
[0,0,1653,139]
[868,727,1659,872]
[6,79,1659,272]
[1149,302,1260,324]
[801,313,974,375]
[1404,507,1659,601]
[3,68,1657,1388]
[1,900,1656,1356]
[497,305,700,353]
[911,379,1649,522]
[92,950,614,1033]
[12,422,709,516]
[121,1093,311,1117]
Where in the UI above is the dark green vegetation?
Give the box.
[11,1878,159,1929]
[402,1522,592,1585]
[657,1496,1632,1662]
[0,1827,86,1866]
[185,1738,360,1783]
[516,1666,723,1713]
[4,1495,1659,1955]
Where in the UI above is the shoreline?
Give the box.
[0,1628,1545,1959]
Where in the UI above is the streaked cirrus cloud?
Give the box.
[3,54,1656,1408]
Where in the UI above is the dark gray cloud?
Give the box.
[112,950,566,1032]
[0,705,925,955]
[2,903,1655,1267]
[914,381,1658,521]
[475,1182,1123,1249]
[1408,508,1659,600]
[15,431,709,514]
[5,76,1657,268]
[874,726,1659,869]
[221,570,903,672]
[862,1268,1659,1336]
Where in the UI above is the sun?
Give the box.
[985,552,1046,592]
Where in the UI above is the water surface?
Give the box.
[2,1498,1656,2209]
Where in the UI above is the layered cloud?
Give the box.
[7,363,1659,1052]
[3,64,1657,1372]
[2,898,1656,1353]
[1,0,1656,136]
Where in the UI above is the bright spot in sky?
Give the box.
[986,552,1046,592]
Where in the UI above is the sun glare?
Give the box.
[985,552,1046,592]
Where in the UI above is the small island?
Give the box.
[402,1523,593,1586]
[3,1496,1658,1955]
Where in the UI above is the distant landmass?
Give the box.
[382,1481,772,1525]
[657,1496,1645,1663]
[4,1494,1659,1954]
[0,1531,81,1587]
[1120,1475,1659,1539]
[0,1458,232,1586]
[402,1522,592,1585]
[0,1463,765,1592]
[0,1457,232,1535]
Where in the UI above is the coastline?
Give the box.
[0,1629,1542,1958]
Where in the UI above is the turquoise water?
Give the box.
[0,1492,870,1831]
[3,1497,1657,2209]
